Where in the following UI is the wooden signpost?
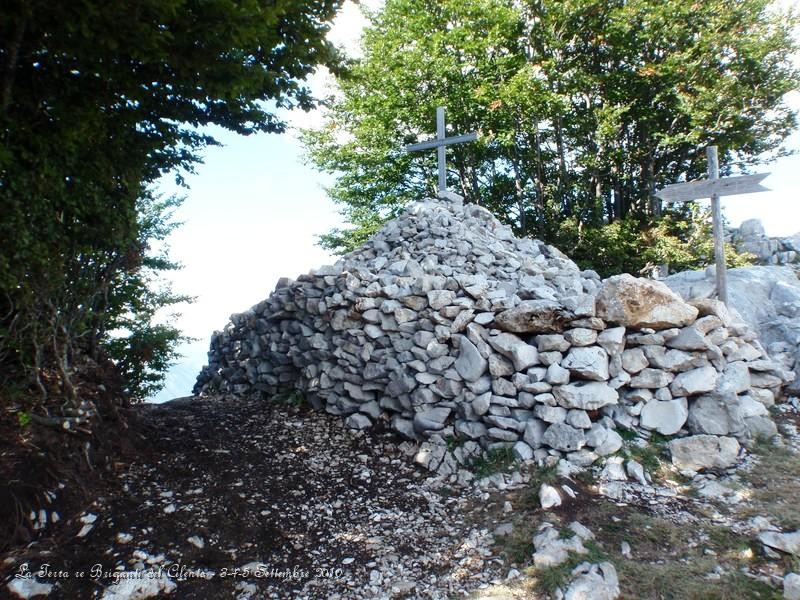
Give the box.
[404,106,477,193]
[655,146,770,305]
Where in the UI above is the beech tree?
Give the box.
[0,0,344,401]
[303,0,798,274]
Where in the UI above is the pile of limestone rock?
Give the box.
[730,218,800,267]
[194,192,793,477]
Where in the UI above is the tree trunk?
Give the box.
[646,154,659,217]
[511,155,527,232]
[2,17,26,113]
[555,114,568,211]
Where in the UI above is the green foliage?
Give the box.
[95,193,193,400]
[470,445,516,478]
[0,0,344,406]
[555,204,755,278]
[445,435,466,451]
[528,463,559,489]
[16,412,31,428]
[274,389,308,408]
[623,432,671,475]
[303,0,799,271]
[534,540,608,595]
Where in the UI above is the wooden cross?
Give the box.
[655,146,770,305]
[403,106,477,193]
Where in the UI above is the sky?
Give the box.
[150,0,800,402]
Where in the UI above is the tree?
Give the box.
[303,0,798,273]
[0,0,344,402]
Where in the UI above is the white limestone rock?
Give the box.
[628,368,674,389]
[668,435,740,473]
[784,573,800,600]
[7,578,54,600]
[595,274,698,329]
[539,483,562,508]
[564,562,620,600]
[687,395,744,437]
[759,530,800,556]
[640,398,688,435]
[487,332,540,371]
[621,348,648,374]
[543,423,587,452]
[670,366,718,396]
[597,326,626,356]
[553,382,619,411]
[562,346,609,381]
[454,337,488,382]
[594,429,623,456]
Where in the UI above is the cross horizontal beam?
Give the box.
[656,172,769,204]
[403,132,478,153]
[402,107,478,193]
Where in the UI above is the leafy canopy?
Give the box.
[0,0,344,401]
[303,0,798,275]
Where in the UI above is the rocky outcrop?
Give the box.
[195,192,790,477]
[730,218,800,267]
[664,266,800,394]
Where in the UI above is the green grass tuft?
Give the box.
[470,446,516,478]
[273,389,307,407]
[534,541,607,595]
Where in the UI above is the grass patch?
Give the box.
[623,443,662,475]
[470,446,516,478]
[534,541,607,596]
[496,523,536,564]
[739,440,800,530]
[528,463,559,488]
[616,426,639,442]
[445,435,465,452]
[583,508,779,599]
[572,469,596,486]
[621,432,673,479]
[615,558,779,599]
[273,389,307,408]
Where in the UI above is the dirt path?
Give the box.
[5,395,800,599]
[2,396,503,599]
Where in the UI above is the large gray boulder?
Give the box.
[454,337,487,382]
[668,435,740,473]
[687,395,745,437]
[595,274,699,329]
[640,398,688,435]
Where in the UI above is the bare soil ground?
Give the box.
[3,394,799,599]
[1,395,502,599]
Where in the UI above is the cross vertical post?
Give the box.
[436,107,446,192]
[654,146,770,307]
[707,146,728,305]
[403,107,478,195]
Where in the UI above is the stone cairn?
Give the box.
[195,192,793,478]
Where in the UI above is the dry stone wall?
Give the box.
[195,192,793,476]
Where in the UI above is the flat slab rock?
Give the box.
[668,434,740,473]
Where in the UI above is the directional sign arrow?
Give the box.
[655,172,770,203]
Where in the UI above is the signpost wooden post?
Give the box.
[655,146,770,305]
[404,106,477,193]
